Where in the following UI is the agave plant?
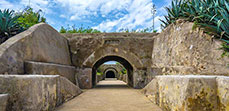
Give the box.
[0,9,23,43]
[160,0,229,56]
[160,0,229,43]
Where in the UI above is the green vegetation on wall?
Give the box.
[160,0,229,56]
[59,25,101,33]
[96,67,103,75]
[59,25,157,33]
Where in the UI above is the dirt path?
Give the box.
[56,80,162,111]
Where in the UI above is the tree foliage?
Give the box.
[17,7,46,29]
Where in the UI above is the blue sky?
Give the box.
[0,0,171,32]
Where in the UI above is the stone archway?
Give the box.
[69,34,154,89]
[103,68,118,78]
[92,56,134,87]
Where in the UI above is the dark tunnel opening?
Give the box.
[106,71,115,78]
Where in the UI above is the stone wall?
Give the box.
[63,33,156,69]
[152,20,229,76]
[142,75,229,111]
[0,94,8,111]
[0,23,72,74]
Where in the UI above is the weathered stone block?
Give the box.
[143,75,219,111]
[217,76,229,111]
[0,75,82,111]
[0,94,8,111]
[25,61,76,84]
[0,23,71,74]
[76,68,92,89]
[0,75,58,111]
[56,76,82,106]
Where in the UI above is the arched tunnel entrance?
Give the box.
[92,56,133,87]
[106,71,115,78]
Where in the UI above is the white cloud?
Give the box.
[54,0,132,21]
[20,0,54,14]
[0,0,169,32]
[94,0,155,32]
[0,0,19,10]
[94,0,169,32]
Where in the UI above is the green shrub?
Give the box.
[160,0,229,56]
[17,7,46,29]
[59,25,101,33]
[0,9,23,44]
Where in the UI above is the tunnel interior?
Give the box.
[92,56,133,87]
[106,71,115,78]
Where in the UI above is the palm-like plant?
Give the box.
[0,9,22,43]
[160,0,229,43]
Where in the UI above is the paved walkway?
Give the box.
[56,80,162,111]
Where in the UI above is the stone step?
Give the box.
[0,75,82,111]
[24,61,78,86]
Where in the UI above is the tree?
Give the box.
[17,7,46,29]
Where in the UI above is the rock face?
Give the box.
[25,61,76,84]
[0,23,71,74]
[152,21,229,76]
[0,75,81,111]
[142,75,229,111]
[0,94,8,111]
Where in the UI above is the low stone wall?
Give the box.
[76,68,92,89]
[0,75,82,111]
[25,61,77,85]
[57,76,82,106]
[142,75,229,111]
[0,94,8,111]
[122,74,127,83]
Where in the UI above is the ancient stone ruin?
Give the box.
[0,21,228,111]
